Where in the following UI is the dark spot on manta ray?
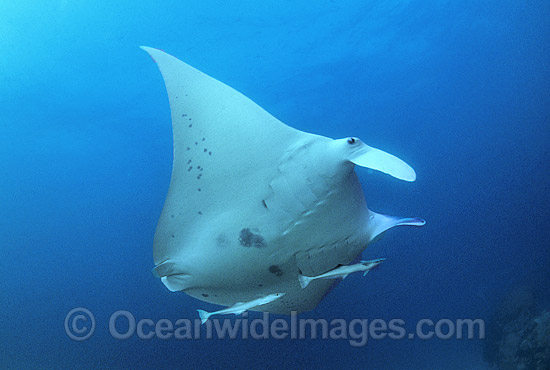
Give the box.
[182,114,187,117]
[239,228,266,248]
[187,159,192,164]
[195,142,198,145]
[188,124,192,128]
[209,151,212,156]
[197,174,202,180]
[186,147,190,151]
[187,166,193,171]
[269,265,283,277]
[262,199,268,209]
[198,188,201,192]
[258,284,263,287]
[202,137,205,141]
[202,293,209,297]
[216,234,227,247]
[204,148,207,152]
[198,211,203,215]
[189,118,192,120]
[171,234,175,238]
[171,214,174,218]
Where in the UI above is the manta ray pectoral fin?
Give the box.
[349,143,417,182]
[367,211,426,244]
[298,274,312,289]
[140,46,315,269]
[197,309,210,325]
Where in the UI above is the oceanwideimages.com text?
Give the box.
[65,308,485,347]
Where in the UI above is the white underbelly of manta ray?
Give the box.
[141,46,425,316]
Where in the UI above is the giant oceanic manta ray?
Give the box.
[141,46,425,315]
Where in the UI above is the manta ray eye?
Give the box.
[347,137,356,145]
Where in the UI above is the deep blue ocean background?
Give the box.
[1,1,549,369]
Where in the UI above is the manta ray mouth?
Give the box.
[160,274,191,292]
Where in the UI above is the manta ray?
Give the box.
[141,46,425,314]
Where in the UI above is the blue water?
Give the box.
[1,1,549,369]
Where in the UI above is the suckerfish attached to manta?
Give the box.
[197,293,286,324]
[298,259,385,289]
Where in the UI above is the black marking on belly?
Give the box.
[262,200,268,209]
[202,293,209,297]
[269,265,283,277]
[238,228,266,248]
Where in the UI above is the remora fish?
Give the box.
[298,259,385,288]
[197,293,285,324]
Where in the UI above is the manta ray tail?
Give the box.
[197,309,211,325]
